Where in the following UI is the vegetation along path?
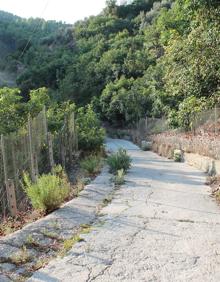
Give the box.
[30,138,220,282]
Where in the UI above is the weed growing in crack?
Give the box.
[29,257,50,272]
[41,229,61,240]
[102,196,113,207]
[112,169,125,186]
[10,246,32,266]
[58,235,84,257]
[80,224,92,234]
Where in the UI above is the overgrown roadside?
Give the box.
[0,165,115,281]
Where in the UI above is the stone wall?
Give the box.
[151,133,220,176]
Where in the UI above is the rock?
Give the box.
[141,141,152,151]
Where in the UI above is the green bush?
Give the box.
[76,105,105,151]
[173,149,182,162]
[107,149,131,174]
[23,166,70,213]
[113,169,125,186]
[80,155,102,176]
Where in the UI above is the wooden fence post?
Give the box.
[6,180,17,217]
[28,116,37,182]
[1,135,8,187]
[1,135,17,217]
[215,105,217,135]
[43,106,48,140]
[1,134,8,217]
[48,132,55,170]
[11,139,19,189]
[61,134,66,168]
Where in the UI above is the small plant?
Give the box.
[107,148,131,174]
[23,166,70,213]
[10,246,31,266]
[102,196,113,206]
[41,229,61,240]
[80,224,92,234]
[113,169,125,186]
[173,149,182,162]
[59,235,84,257]
[26,234,35,245]
[80,155,102,176]
[216,191,220,201]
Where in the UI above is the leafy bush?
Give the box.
[113,169,125,186]
[23,166,70,213]
[107,149,131,174]
[173,149,182,162]
[80,155,102,176]
[76,105,105,151]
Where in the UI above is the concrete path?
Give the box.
[29,138,220,282]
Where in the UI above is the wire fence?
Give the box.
[132,107,220,161]
[0,109,78,220]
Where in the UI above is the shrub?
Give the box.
[141,141,152,151]
[113,169,125,186]
[80,155,102,176]
[76,105,105,151]
[107,149,131,174]
[173,149,182,162]
[23,166,70,213]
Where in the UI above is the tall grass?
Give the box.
[107,149,131,174]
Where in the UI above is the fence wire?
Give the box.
[0,110,78,220]
[132,107,220,161]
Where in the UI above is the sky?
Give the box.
[0,0,108,24]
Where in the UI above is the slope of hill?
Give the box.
[0,0,219,133]
[0,10,73,87]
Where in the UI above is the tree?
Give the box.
[27,87,50,116]
[0,88,24,134]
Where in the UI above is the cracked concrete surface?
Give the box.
[29,138,220,281]
[0,167,114,281]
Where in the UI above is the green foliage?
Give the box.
[107,148,131,174]
[76,105,105,151]
[0,87,25,134]
[168,96,207,130]
[27,87,50,116]
[23,166,70,213]
[80,155,102,176]
[47,101,76,132]
[1,0,220,131]
[100,76,151,126]
[113,169,125,186]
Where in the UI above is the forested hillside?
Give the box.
[0,0,220,135]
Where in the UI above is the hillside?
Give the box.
[0,0,219,134]
[0,10,73,88]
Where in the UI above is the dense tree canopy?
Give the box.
[0,0,219,132]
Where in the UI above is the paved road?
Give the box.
[30,138,220,282]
